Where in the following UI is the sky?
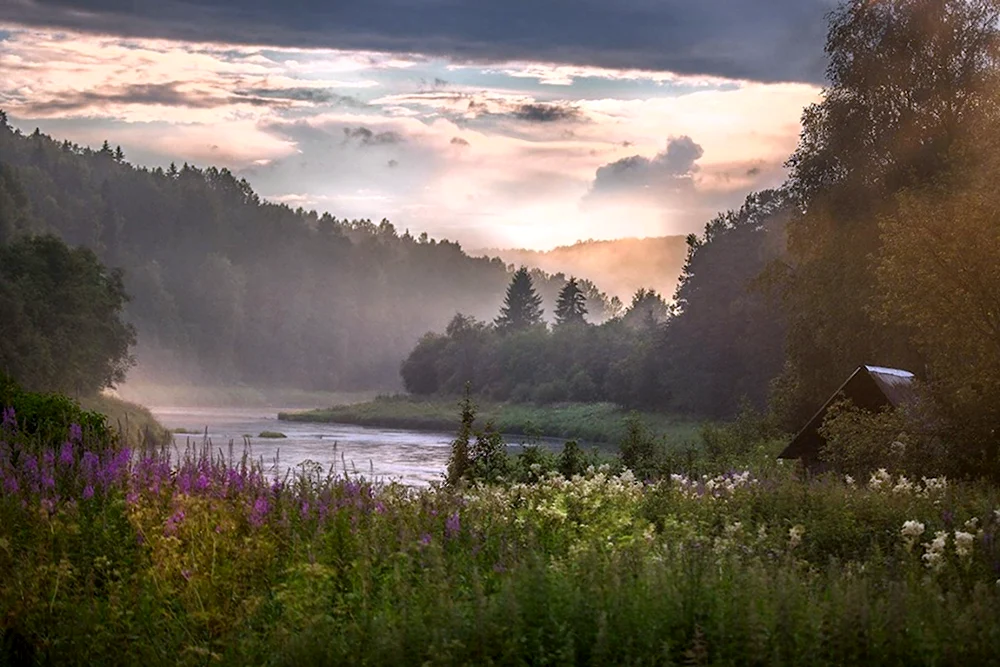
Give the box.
[0,0,834,250]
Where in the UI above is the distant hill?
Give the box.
[479,236,690,301]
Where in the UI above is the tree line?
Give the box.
[0,117,610,393]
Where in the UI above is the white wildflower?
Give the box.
[869,468,891,491]
[845,475,855,487]
[892,476,914,494]
[964,517,980,532]
[619,468,635,484]
[788,525,805,550]
[900,520,926,540]
[922,531,949,571]
[954,531,975,559]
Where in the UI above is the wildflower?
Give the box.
[922,531,948,571]
[420,533,432,546]
[68,423,82,443]
[59,441,74,466]
[249,496,270,528]
[900,520,925,551]
[892,476,914,494]
[445,511,461,538]
[1,407,15,430]
[869,468,891,491]
[954,531,975,559]
[788,525,805,550]
[844,475,855,487]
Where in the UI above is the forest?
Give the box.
[0,124,609,392]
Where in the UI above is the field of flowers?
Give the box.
[4,406,1000,665]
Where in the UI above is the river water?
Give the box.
[150,406,457,487]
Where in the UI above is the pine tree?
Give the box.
[495,267,543,332]
[554,277,587,327]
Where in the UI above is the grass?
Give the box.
[257,431,287,439]
[280,395,703,446]
[78,392,173,447]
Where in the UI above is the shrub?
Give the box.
[0,373,114,451]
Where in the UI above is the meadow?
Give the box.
[4,398,1000,666]
[280,395,702,446]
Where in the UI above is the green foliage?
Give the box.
[495,266,544,333]
[0,373,113,449]
[257,431,287,439]
[776,0,1000,426]
[818,399,951,479]
[446,387,476,486]
[0,233,136,395]
[553,276,587,327]
[618,413,661,479]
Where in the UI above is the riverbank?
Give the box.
[279,395,703,445]
[79,393,173,447]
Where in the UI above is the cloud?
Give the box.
[2,0,838,83]
[511,103,581,123]
[342,126,405,146]
[589,136,704,198]
[22,82,236,115]
[235,87,366,107]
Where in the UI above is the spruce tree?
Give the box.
[495,267,543,332]
[554,277,588,327]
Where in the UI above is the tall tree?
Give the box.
[554,277,588,327]
[0,234,135,395]
[495,267,544,333]
[777,0,1000,423]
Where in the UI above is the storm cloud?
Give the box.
[2,0,838,83]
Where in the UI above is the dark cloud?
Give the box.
[22,82,241,114]
[450,136,470,146]
[235,87,365,107]
[342,126,405,146]
[590,136,704,198]
[2,0,838,83]
[511,103,581,123]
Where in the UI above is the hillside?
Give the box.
[0,118,611,392]
[480,237,690,302]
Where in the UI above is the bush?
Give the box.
[0,373,114,451]
[818,399,949,478]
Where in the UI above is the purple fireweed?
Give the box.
[68,423,82,443]
[446,511,461,539]
[1,407,15,430]
[82,485,94,500]
[59,441,74,466]
[249,496,270,528]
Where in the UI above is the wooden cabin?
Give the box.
[778,365,918,471]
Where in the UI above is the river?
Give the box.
[151,406,457,486]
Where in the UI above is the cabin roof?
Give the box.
[778,365,917,461]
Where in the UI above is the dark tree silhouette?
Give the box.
[554,277,587,327]
[495,267,544,333]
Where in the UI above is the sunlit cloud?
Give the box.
[0,22,821,249]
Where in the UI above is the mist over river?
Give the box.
[151,406,458,486]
